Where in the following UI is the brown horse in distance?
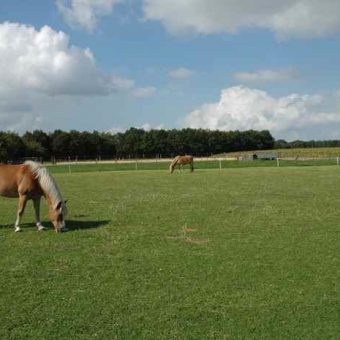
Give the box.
[170,155,194,174]
[0,161,67,232]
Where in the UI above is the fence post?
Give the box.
[277,158,280,167]
[219,159,222,170]
[337,157,339,166]
[135,160,138,170]
[68,163,71,174]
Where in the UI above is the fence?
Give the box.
[46,157,340,174]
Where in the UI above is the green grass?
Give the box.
[1,167,340,339]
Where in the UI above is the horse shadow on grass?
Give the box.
[64,219,111,231]
[0,219,111,231]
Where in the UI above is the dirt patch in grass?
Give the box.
[185,237,210,244]
[167,226,209,244]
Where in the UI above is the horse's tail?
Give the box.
[170,156,180,174]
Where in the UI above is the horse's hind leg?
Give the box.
[14,195,28,232]
[33,197,46,231]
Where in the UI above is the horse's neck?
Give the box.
[37,172,61,207]
[45,185,61,207]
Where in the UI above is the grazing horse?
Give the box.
[170,155,194,174]
[0,161,67,232]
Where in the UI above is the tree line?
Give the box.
[274,139,340,149]
[0,128,274,161]
[2,128,340,162]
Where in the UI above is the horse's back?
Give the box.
[178,155,193,164]
[0,164,38,197]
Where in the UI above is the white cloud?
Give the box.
[111,75,135,90]
[234,69,297,83]
[111,74,159,97]
[0,22,155,132]
[335,89,340,100]
[107,123,164,133]
[0,22,111,96]
[139,122,164,131]
[143,0,340,39]
[169,67,195,79]
[132,86,156,98]
[185,86,340,139]
[111,77,156,97]
[107,126,125,134]
[56,0,121,31]
[0,92,43,132]
[3,113,43,132]
[0,21,153,98]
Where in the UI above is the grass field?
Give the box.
[1,166,340,339]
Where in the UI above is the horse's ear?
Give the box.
[55,201,62,210]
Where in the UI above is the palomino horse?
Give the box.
[0,161,67,232]
[169,155,194,174]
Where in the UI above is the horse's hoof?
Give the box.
[14,227,21,232]
[37,225,47,231]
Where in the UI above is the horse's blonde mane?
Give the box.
[170,156,180,168]
[25,161,63,206]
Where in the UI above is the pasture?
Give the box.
[1,166,340,339]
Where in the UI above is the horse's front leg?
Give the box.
[14,195,28,232]
[33,197,46,231]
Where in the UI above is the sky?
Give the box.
[0,0,340,140]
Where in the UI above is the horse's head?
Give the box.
[49,200,68,232]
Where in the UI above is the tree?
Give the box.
[51,130,71,159]
[0,132,26,161]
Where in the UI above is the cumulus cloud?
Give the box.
[0,22,154,97]
[0,22,112,96]
[234,69,297,83]
[169,67,195,79]
[56,0,121,31]
[0,22,155,131]
[143,0,340,39]
[56,1,340,39]
[185,86,340,139]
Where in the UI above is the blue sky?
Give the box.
[0,0,340,140]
